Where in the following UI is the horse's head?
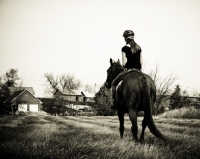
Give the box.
[104,58,124,89]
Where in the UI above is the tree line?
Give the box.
[0,68,199,116]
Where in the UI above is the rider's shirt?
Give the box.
[122,45,141,69]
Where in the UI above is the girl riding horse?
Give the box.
[111,30,143,109]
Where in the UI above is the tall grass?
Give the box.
[160,106,200,119]
[0,113,200,158]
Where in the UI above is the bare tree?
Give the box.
[83,83,97,93]
[149,64,159,84]
[44,72,59,97]
[59,74,81,94]
[192,90,200,98]
[149,64,178,115]
[44,72,82,97]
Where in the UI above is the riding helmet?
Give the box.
[123,30,134,38]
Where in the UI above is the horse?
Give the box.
[104,58,166,142]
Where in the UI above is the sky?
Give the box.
[0,0,200,97]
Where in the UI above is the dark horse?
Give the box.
[105,58,166,142]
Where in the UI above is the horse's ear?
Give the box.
[110,58,113,66]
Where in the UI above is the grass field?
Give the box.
[0,112,200,159]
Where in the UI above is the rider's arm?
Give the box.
[122,52,126,66]
[140,52,143,68]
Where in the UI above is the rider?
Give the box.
[110,30,143,109]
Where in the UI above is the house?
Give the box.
[38,89,96,116]
[54,89,95,104]
[53,89,95,113]
[4,87,42,113]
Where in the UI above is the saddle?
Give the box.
[116,68,141,91]
[124,68,141,76]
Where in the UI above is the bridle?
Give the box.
[105,63,124,88]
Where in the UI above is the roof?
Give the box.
[5,89,42,104]
[61,89,82,95]
[81,91,95,98]
[5,90,24,103]
[8,87,35,96]
[59,88,95,97]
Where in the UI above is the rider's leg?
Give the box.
[110,72,125,109]
[110,84,117,109]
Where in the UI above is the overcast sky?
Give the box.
[0,0,200,97]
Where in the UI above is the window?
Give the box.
[83,97,86,102]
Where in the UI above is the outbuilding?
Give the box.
[5,87,42,113]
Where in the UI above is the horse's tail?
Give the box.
[139,76,166,141]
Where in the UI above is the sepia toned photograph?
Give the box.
[0,0,200,158]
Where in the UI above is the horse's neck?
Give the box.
[116,67,124,75]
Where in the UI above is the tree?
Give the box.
[94,86,115,116]
[44,72,82,97]
[181,90,190,106]
[44,72,59,97]
[59,74,81,93]
[3,69,20,87]
[149,64,178,115]
[0,76,3,90]
[83,83,96,93]
[0,68,21,114]
[0,68,21,95]
[170,85,182,109]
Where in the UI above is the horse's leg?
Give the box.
[139,117,147,142]
[128,109,138,142]
[117,110,124,139]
